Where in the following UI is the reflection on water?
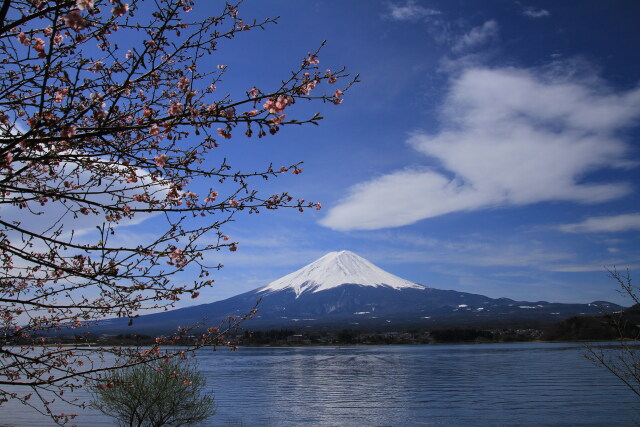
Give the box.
[2,342,638,426]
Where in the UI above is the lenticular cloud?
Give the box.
[321,66,640,231]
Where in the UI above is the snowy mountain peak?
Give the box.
[259,250,424,297]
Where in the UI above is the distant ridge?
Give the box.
[88,251,625,333]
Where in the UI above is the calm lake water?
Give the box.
[2,342,638,426]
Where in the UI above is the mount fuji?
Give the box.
[94,251,622,333]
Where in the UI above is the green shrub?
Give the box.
[93,358,214,427]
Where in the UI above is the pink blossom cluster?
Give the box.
[306,52,320,65]
[54,33,64,45]
[332,89,344,105]
[264,95,291,114]
[204,191,218,203]
[64,11,85,32]
[301,79,318,95]
[154,153,167,167]
[60,126,77,139]
[269,114,286,125]
[76,0,94,10]
[33,38,45,58]
[168,248,187,267]
[54,88,68,103]
[217,128,231,139]
[168,101,183,115]
[2,152,13,170]
[17,32,30,46]
[325,70,338,84]
[177,76,190,91]
[111,3,129,17]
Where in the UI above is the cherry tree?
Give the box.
[0,0,353,422]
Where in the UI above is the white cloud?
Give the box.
[0,159,166,239]
[522,7,550,18]
[385,1,440,22]
[452,20,499,53]
[543,262,640,273]
[321,65,640,231]
[557,214,640,233]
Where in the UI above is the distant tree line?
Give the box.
[15,314,635,348]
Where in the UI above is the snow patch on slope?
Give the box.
[259,250,424,297]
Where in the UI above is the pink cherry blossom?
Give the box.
[177,76,190,91]
[270,114,286,125]
[149,124,160,136]
[33,38,45,58]
[305,52,319,65]
[205,191,218,202]
[325,70,338,84]
[168,102,183,115]
[217,128,231,139]
[111,3,129,17]
[64,10,85,32]
[60,126,77,139]
[3,152,13,170]
[154,154,167,167]
[76,0,94,10]
[17,32,30,46]
[302,79,318,95]
[264,95,291,114]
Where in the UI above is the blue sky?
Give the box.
[137,1,640,306]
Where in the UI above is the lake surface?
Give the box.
[2,342,638,426]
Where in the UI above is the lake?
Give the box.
[1,342,638,426]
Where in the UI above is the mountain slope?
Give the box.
[260,250,423,296]
[91,251,623,333]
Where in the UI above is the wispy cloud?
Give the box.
[452,20,499,53]
[522,6,550,18]
[543,262,640,273]
[557,214,640,233]
[385,1,440,22]
[321,64,640,231]
[357,231,575,269]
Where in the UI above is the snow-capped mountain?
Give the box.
[259,250,423,296]
[90,251,624,334]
